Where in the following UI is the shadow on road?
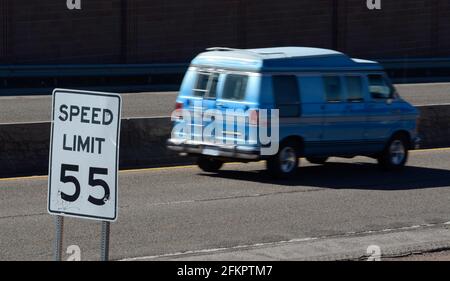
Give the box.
[201,162,450,190]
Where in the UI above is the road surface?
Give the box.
[1,148,450,260]
[0,82,449,124]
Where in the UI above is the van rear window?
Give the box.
[193,72,218,98]
[222,74,248,101]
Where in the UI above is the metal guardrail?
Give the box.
[380,58,450,84]
[1,58,449,77]
[379,57,450,69]
[0,63,188,95]
[0,58,450,94]
[0,63,189,78]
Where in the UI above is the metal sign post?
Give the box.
[100,221,111,261]
[54,216,64,261]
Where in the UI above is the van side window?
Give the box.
[368,74,394,99]
[345,76,364,102]
[272,76,300,117]
[193,72,218,99]
[222,74,248,100]
[323,76,343,102]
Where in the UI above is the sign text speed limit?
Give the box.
[48,89,122,221]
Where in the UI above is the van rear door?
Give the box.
[189,70,219,141]
[215,73,255,145]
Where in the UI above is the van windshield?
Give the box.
[193,72,218,99]
[221,74,248,101]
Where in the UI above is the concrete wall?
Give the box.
[1,0,449,64]
[417,104,450,148]
[0,105,449,177]
[119,117,193,169]
[0,117,192,177]
[0,122,50,177]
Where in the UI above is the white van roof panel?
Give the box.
[192,47,383,72]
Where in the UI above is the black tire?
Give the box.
[197,156,224,172]
[377,135,409,170]
[266,140,299,179]
[306,157,329,165]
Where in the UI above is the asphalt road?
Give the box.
[1,82,450,124]
[1,148,450,261]
[0,91,177,124]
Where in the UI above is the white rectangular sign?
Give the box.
[48,89,122,222]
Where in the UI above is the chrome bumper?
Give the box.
[166,138,260,160]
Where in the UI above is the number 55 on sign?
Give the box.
[48,89,122,222]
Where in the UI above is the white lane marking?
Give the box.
[0,121,51,125]
[415,103,450,107]
[121,92,178,96]
[148,200,195,207]
[0,95,50,100]
[121,237,318,261]
[396,82,450,87]
[0,116,171,125]
[142,189,319,208]
[120,222,450,261]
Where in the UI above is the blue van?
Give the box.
[167,47,420,178]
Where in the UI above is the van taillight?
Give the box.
[249,110,258,126]
[175,102,183,110]
[174,102,184,120]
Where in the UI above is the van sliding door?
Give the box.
[321,75,366,154]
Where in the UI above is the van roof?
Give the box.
[191,47,383,72]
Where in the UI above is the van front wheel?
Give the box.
[378,136,408,170]
[266,141,299,179]
[197,156,223,173]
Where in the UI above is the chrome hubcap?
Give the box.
[280,147,297,173]
[389,140,405,165]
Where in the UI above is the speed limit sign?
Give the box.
[48,89,122,222]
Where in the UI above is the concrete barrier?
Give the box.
[0,118,193,177]
[119,117,194,169]
[0,105,449,177]
[0,122,51,177]
[417,105,450,149]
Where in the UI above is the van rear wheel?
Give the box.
[197,156,223,173]
[306,157,329,165]
[378,135,408,170]
[266,141,299,179]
